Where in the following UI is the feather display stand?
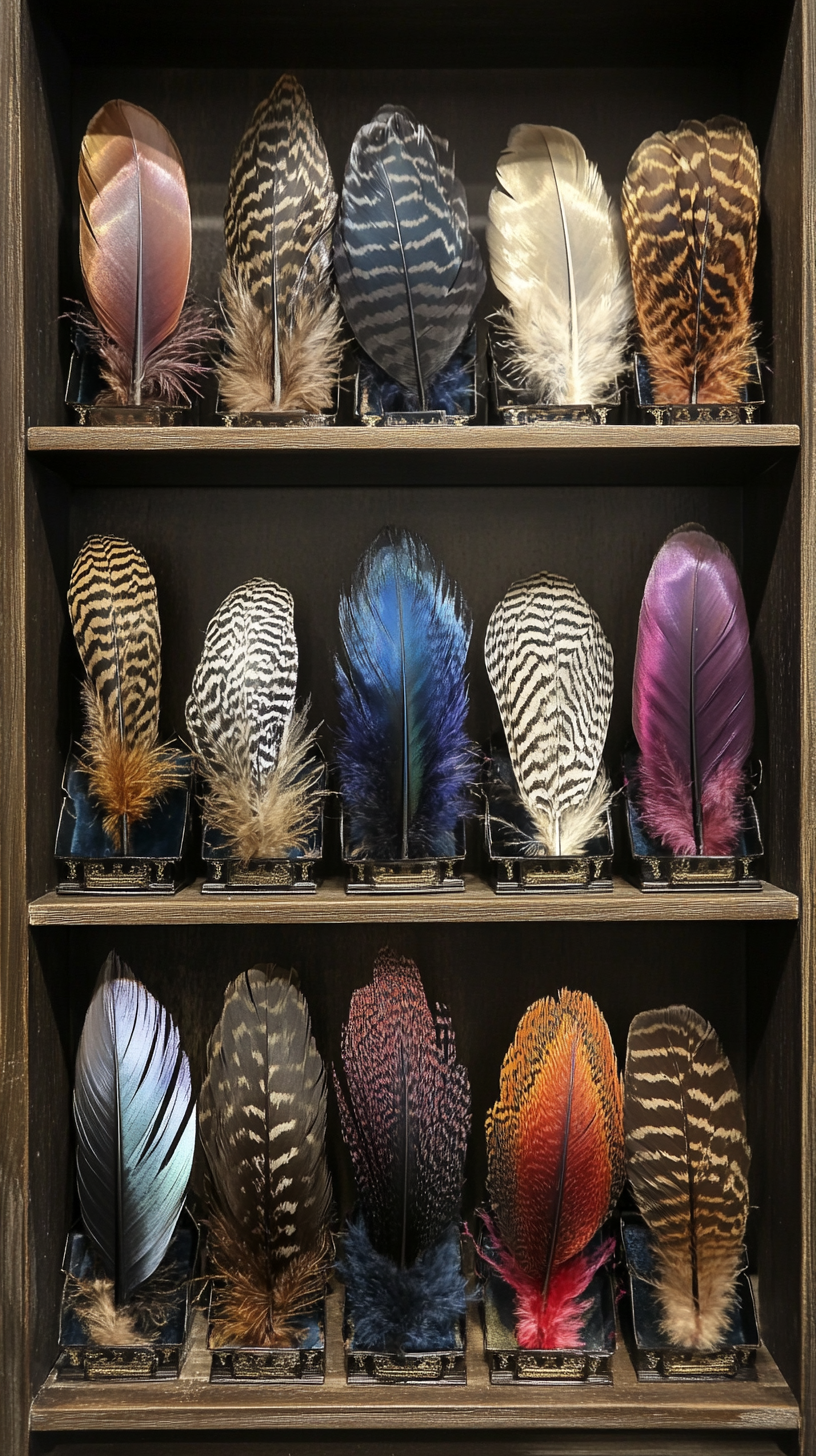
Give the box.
[483,572,615,893]
[185,579,325,893]
[334,950,471,1382]
[622,117,762,422]
[68,100,216,425]
[336,527,473,894]
[486,126,632,425]
[621,1005,760,1380]
[57,952,197,1380]
[625,524,762,893]
[216,74,343,426]
[334,106,485,425]
[199,965,333,1382]
[57,536,192,894]
[476,990,623,1384]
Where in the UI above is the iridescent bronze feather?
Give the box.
[624,1005,751,1350]
[68,536,182,852]
[621,118,759,404]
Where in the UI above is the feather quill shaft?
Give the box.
[487,126,633,404]
[185,579,322,861]
[484,990,623,1348]
[624,1006,751,1350]
[218,74,343,414]
[68,535,182,853]
[632,525,754,856]
[622,118,760,404]
[336,528,473,860]
[484,573,613,855]
[199,966,332,1348]
[74,952,195,1307]
[334,107,485,408]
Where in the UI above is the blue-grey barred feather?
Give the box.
[335,528,473,860]
[334,107,485,409]
[73,952,196,1304]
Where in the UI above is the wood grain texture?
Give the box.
[27,425,801,453]
[29,1293,798,1433]
[27,877,799,927]
[26,1438,799,1456]
[0,2,29,1455]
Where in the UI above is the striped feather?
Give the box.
[185,579,321,861]
[333,106,485,408]
[68,536,182,851]
[624,1005,750,1351]
[484,572,613,855]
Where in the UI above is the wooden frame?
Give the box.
[1,3,815,1454]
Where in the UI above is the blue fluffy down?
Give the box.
[359,349,473,417]
[338,1217,467,1352]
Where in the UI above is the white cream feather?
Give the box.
[487,125,633,405]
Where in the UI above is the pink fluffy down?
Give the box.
[477,1215,615,1349]
[636,746,746,858]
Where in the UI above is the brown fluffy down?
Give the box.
[207,1211,332,1349]
[216,267,343,415]
[199,705,323,862]
[81,684,185,851]
[655,1242,743,1351]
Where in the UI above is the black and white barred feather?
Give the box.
[484,572,613,855]
[624,1006,751,1351]
[185,579,321,861]
[334,106,485,409]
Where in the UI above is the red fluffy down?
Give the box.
[636,744,746,858]
[478,1215,615,1349]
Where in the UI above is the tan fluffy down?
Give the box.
[216,267,343,415]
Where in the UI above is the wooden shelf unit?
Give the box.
[2,4,815,1456]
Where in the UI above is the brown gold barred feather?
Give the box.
[622,118,759,404]
[624,1006,750,1351]
[68,536,182,851]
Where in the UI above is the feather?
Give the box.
[217,74,343,414]
[78,100,214,405]
[336,527,473,860]
[338,1217,467,1352]
[487,125,633,405]
[73,952,196,1308]
[632,525,754,856]
[185,579,322,861]
[199,965,333,1348]
[484,572,613,856]
[483,989,623,1349]
[624,1005,751,1350]
[621,117,760,404]
[334,106,486,411]
[68,535,183,853]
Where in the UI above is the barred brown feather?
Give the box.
[68,536,181,850]
[218,73,342,414]
[622,117,759,404]
[624,1005,751,1350]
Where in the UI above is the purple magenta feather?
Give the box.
[632,526,754,856]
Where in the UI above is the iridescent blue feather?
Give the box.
[336,528,473,859]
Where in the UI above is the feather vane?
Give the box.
[632,525,754,856]
[484,989,623,1348]
[73,952,195,1306]
[218,74,342,414]
[185,578,322,861]
[622,117,760,404]
[336,527,473,860]
[484,572,613,855]
[487,125,633,404]
[68,535,183,852]
[624,1005,751,1350]
[199,965,333,1348]
[334,106,485,409]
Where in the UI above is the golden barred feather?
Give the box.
[624,1006,751,1351]
[622,117,759,404]
[68,536,182,851]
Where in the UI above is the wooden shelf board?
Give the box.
[29,1296,799,1433]
[27,424,800,454]
[27,875,798,926]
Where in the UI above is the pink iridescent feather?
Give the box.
[632,527,754,857]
